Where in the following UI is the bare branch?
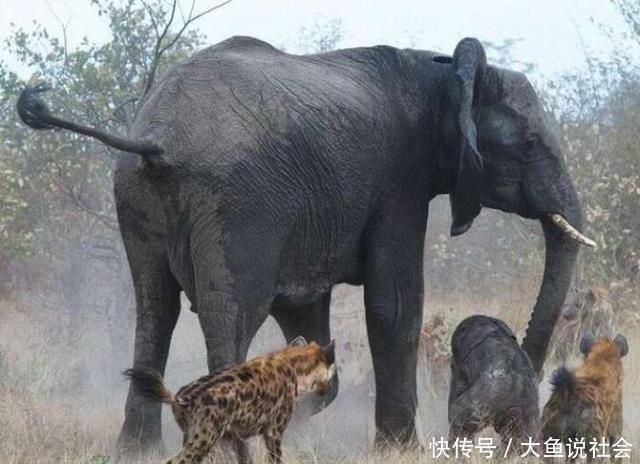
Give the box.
[61,24,68,68]
[44,0,69,70]
[140,0,161,40]
[176,0,188,23]
[47,153,120,232]
[66,188,120,232]
[141,0,233,97]
[572,18,602,117]
[158,0,179,49]
[159,0,233,56]
[142,0,178,96]
[111,96,139,125]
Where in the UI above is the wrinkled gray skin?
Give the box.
[17,36,585,452]
[448,315,539,447]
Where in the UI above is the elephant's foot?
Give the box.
[374,417,421,450]
[115,421,166,461]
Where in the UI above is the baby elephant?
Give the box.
[542,331,628,457]
[448,315,539,446]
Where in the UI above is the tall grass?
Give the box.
[1,282,638,463]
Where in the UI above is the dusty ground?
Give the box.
[0,283,638,463]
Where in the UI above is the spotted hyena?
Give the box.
[542,331,628,458]
[550,286,615,363]
[125,337,336,464]
[448,315,539,450]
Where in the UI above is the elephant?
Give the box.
[448,315,539,450]
[17,36,595,452]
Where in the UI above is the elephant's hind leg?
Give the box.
[116,238,181,456]
[191,234,276,374]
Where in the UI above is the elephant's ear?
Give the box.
[448,38,487,236]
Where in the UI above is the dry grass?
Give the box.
[1,283,638,463]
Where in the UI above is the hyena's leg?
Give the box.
[165,425,224,464]
[233,437,252,464]
[262,429,284,464]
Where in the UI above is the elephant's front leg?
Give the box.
[364,216,426,447]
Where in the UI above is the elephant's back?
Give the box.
[128,36,286,154]
[128,36,401,168]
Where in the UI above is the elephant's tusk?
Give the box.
[548,214,597,248]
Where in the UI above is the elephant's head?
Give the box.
[435,38,596,373]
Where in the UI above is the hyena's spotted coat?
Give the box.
[541,332,628,454]
[125,337,336,464]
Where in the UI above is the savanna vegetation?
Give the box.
[0,1,639,462]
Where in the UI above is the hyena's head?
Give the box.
[284,337,336,396]
[561,286,614,334]
[551,286,616,363]
[579,331,629,362]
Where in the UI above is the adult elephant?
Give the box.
[17,36,594,451]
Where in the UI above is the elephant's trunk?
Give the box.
[521,196,582,375]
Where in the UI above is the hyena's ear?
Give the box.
[561,303,579,321]
[613,333,629,358]
[580,331,595,355]
[323,340,336,365]
[289,336,308,347]
[584,288,598,310]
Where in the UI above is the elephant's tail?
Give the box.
[123,367,175,404]
[17,84,163,156]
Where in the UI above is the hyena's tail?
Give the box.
[123,367,175,404]
[550,366,576,404]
